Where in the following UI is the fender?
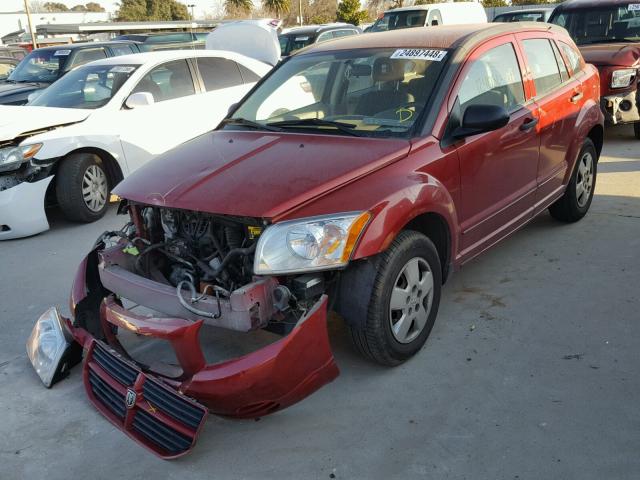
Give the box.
[353,175,459,262]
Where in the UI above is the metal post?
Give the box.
[299,0,303,25]
[24,0,38,50]
[188,4,196,21]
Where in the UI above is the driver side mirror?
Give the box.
[453,104,510,139]
[125,92,155,109]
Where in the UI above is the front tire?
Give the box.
[549,138,597,223]
[56,153,109,223]
[344,230,442,366]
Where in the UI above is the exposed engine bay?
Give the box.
[97,204,330,333]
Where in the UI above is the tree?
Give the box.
[85,2,106,11]
[262,0,290,18]
[225,0,253,16]
[481,0,507,6]
[337,0,368,26]
[43,2,69,11]
[116,0,189,21]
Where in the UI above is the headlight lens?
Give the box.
[0,143,42,173]
[254,212,371,274]
[26,307,73,387]
[611,69,637,89]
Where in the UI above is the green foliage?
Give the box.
[116,0,189,21]
[225,0,253,16]
[481,0,507,6]
[336,0,368,26]
[85,2,106,11]
[43,2,69,11]
[262,0,291,18]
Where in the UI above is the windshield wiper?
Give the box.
[219,117,282,132]
[266,118,366,137]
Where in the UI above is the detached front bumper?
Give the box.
[0,176,52,240]
[32,252,339,458]
[601,89,640,125]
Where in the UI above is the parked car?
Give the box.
[550,0,640,139]
[0,57,18,81]
[0,45,27,60]
[0,50,270,240]
[0,41,140,105]
[114,32,207,51]
[493,8,555,23]
[368,2,487,32]
[278,23,361,57]
[27,22,604,457]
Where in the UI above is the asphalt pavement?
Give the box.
[0,126,638,480]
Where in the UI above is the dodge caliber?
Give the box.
[27,23,604,458]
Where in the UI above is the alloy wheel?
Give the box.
[82,165,108,212]
[389,257,434,344]
[576,151,594,208]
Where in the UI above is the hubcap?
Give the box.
[82,165,108,212]
[389,257,434,344]
[576,152,594,208]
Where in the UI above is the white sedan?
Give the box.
[0,49,271,239]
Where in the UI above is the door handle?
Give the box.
[520,117,539,131]
[570,91,584,104]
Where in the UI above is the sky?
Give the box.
[0,1,222,18]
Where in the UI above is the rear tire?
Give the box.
[549,138,597,223]
[56,153,109,223]
[344,230,442,366]
[634,122,640,140]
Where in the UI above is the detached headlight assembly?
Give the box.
[0,143,42,173]
[254,212,371,274]
[611,69,637,89]
[26,307,82,388]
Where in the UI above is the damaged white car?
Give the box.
[0,23,280,240]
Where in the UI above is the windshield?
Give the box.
[495,11,546,23]
[7,49,68,83]
[229,48,448,138]
[30,64,138,109]
[369,10,428,33]
[551,3,640,45]
[279,33,316,56]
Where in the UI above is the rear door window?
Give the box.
[521,39,563,96]
[458,43,526,114]
[110,44,136,56]
[195,57,243,91]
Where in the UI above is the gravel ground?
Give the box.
[0,125,638,480]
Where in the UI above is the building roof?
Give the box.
[304,22,561,55]
[35,20,218,35]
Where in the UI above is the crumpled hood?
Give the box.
[579,43,640,67]
[114,130,410,219]
[0,106,90,142]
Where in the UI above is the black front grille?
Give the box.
[92,343,138,386]
[143,379,205,430]
[132,410,193,455]
[88,369,126,420]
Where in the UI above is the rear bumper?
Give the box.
[0,176,52,240]
[601,89,640,125]
[65,252,339,457]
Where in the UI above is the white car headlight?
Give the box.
[26,307,81,387]
[611,69,637,89]
[0,143,42,173]
[254,212,371,275]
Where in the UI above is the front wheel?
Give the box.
[344,230,442,366]
[56,153,110,223]
[549,138,597,223]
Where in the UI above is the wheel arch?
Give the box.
[586,124,604,158]
[402,212,452,283]
[53,147,124,190]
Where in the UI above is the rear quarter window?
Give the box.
[558,41,583,76]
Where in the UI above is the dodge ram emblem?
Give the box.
[125,389,137,409]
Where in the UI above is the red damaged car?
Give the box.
[27,23,604,458]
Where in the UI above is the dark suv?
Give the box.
[550,0,640,138]
[0,41,140,105]
[278,23,361,57]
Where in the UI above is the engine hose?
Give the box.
[210,243,256,278]
[176,280,222,319]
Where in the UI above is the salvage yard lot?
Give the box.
[1,126,639,480]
